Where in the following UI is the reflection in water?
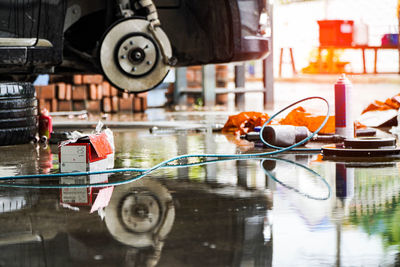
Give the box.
[3,129,400,265]
[0,168,272,266]
[38,144,53,174]
[261,157,331,201]
[159,178,272,266]
[0,177,177,266]
[60,174,110,208]
[345,162,400,265]
[60,175,176,266]
[105,179,175,266]
[269,155,400,266]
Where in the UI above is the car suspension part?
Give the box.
[99,0,174,93]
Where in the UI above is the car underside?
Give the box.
[0,0,270,92]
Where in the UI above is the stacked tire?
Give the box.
[0,82,37,146]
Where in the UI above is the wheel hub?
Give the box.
[119,192,161,233]
[116,34,157,77]
[129,48,145,63]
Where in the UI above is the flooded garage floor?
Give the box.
[1,79,400,266]
[0,128,400,266]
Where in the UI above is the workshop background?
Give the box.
[2,0,400,266]
[33,0,400,117]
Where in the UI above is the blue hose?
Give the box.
[0,96,330,188]
[261,158,331,200]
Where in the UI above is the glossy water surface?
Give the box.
[0,128,399,267]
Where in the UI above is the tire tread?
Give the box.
[0,126,36,146]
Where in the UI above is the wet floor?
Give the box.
[0,78,400,266]
[1,126,400,266]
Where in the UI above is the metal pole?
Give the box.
[324,0,330,20]
[263,58,274,110]
[263,2,274,110]
[237,160,247,188]
[177,133,189,179]
[398,6,400,74]
[174,67,187,105]
[235,63,246,110]
[202,64,216,107]
[205,129,217,182]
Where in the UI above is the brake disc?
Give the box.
[99,18,172,93]
[105,179,175,248]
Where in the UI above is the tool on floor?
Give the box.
[246,125,311,147]
[244,125,376,147]
[322,137,400,158]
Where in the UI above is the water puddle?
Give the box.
[0,129,399,266]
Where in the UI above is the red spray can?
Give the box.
[334,74,354,138]
[39,108,53,142]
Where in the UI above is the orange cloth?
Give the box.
[222,107,335,135]
[279,107,335,134]
[361,94,400,114]
[386,95,400,109]
[362,100,394,114]
[222,112,270,135]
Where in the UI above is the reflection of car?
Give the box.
[0,178,176,266]
[0,176,272,266]
[0,0,270,93]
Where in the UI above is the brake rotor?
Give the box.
[105,179,175,248]
[99,18,172,93]
[322,137,400,158]
[119,192,161,233]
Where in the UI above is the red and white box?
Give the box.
[60,174,110,206]
[59,129,114,207]
[59,131,114,173]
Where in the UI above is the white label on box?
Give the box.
[61,176,89,185]
[61,176,89,204]
[60,159,112,173]
[60,162,87,173]
[61,188,88,204]
[60,145,87,163]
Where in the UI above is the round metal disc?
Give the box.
[100,18,172,93]
[116,34,158,77]
[119,193,161,233]
[322,144,400,158]
[105,179,175,248]
[344,137,396,149]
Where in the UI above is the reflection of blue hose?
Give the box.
[0,97,330,188]
[0,157,332,200]
[261,158,331,201]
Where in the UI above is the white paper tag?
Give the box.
[60,145,87,163]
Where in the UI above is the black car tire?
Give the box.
[0,98,37,110]
[0,82,36,99]
[0,126,37,146]
[0,116,37,129]
[0,107,37,119]
[0,82,37,146]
